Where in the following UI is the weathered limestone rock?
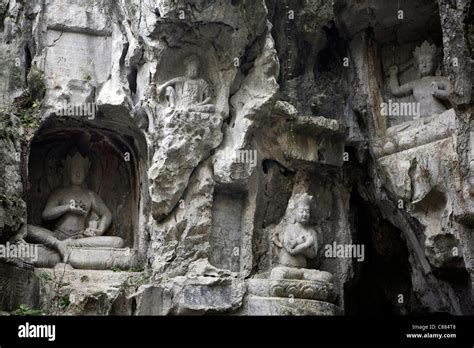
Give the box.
[247,278,337,303]
[0,114,25,244]
[148,64,222,220]
[174,276,246,315]
[0,262,39,312]
[36,267,148,315]
[0,0,472,318]
[130,284,173,316]
[213,29,280,187]
[245,296,342,316]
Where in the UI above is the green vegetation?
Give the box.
[58,295,71,312]
[12,304,42,316]
[111,266,145,273]
[129,266,145,273]
[27,67,46,101]
[0,3,7,19]
[0,117,16,141]
[0,66,45,143]
[119,272,151,293]
[409,157,418,170]
[19,110,39,129]
[38,271,53,282]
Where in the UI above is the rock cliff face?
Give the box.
[0,0,472,316]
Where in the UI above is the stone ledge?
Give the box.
[276,116,344,166]
[247,278,337,303]
[375,109,456,158]
[35,246,139,270]
[245,296,343,316]
[291,116,341,135]
[377,137,455,201]
[175,276,246,315]
[34,268,146,315]
[34,267,138,286]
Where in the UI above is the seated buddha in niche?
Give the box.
[26,151,124,266]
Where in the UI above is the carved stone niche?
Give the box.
[26,116,147,270]
[147,48,230,220]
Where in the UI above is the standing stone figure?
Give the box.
[157,54,215,114]
[271,193,332,283]
[388,40,451,118]
[26,151,124,265]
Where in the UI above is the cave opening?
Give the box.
[344,189,413,316]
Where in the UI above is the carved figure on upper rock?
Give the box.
[157,54,215,114]
[388,40,451,119]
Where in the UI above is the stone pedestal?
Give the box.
[374,109,456,158]
[246,296,342,316]
[35,246,139,270]
[244,278,342,315]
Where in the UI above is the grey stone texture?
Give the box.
[0,0,472,316]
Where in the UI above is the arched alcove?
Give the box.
[27,115,147,255]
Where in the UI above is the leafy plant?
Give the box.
[128,273,150,288]
[12,304,42,316]
[119,273,150,294]
[38,272,53,282]
[19,110,36,128]
[0,111,18,141]
[129,266,144,273]
[0,3,7,17]
[0,124,15,141]
[58,295,70,312]
[27,67,46,101]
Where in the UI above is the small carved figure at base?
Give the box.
[271,192,333,286]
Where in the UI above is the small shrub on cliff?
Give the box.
[26,67,46,102]
[0,2,7,25]
[12,304,42,316]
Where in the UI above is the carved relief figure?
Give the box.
[271,193,332,283]
[388,40,451,118]
[26,151,124,265]
[157,54,215,114]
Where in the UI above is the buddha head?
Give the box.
[184,54,201,79]
[286,193,313,224]
[65,151,91,186]
[414,41,438,77]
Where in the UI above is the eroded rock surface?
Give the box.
[0,0,472,316]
